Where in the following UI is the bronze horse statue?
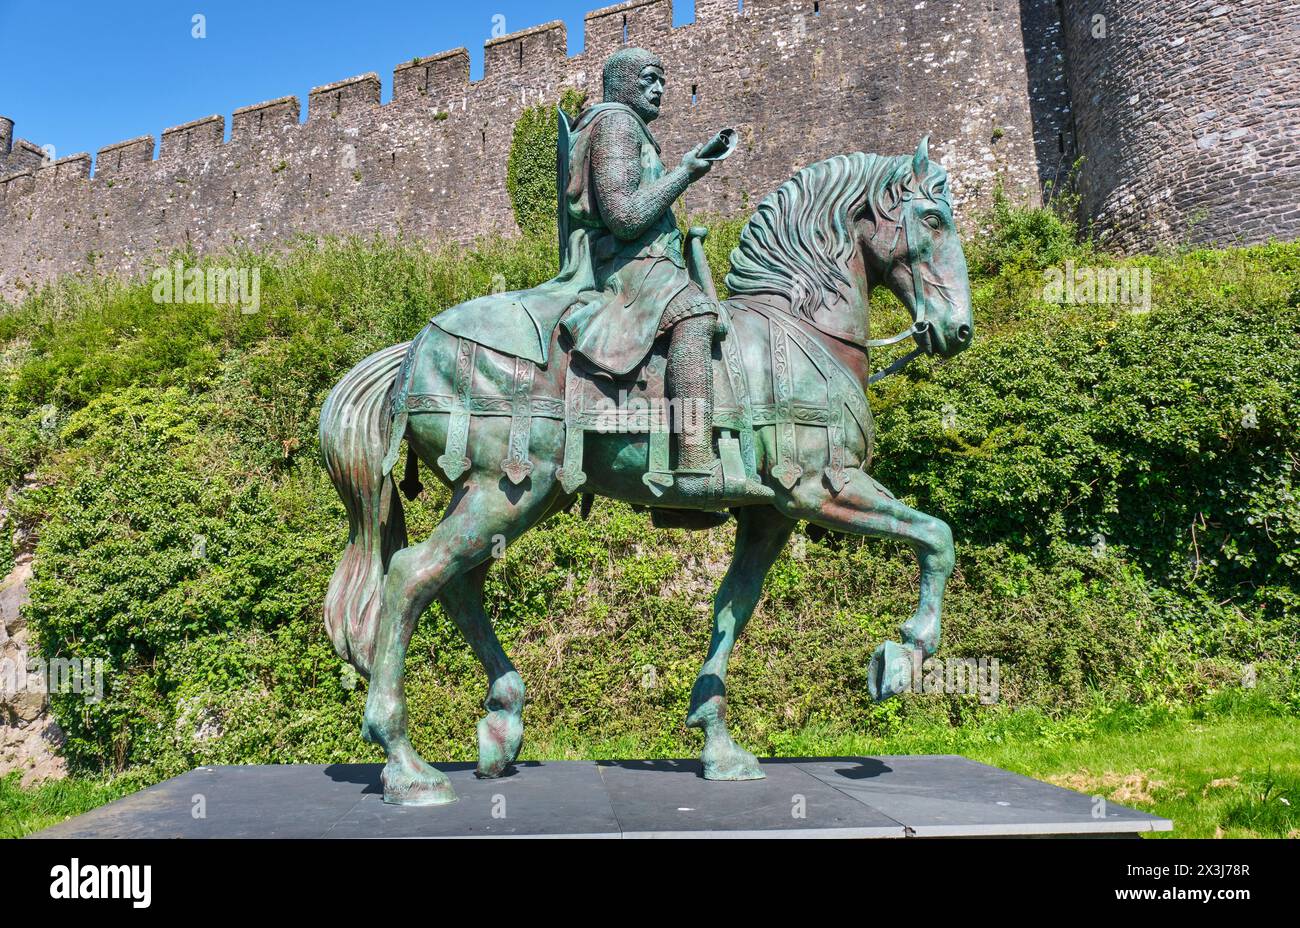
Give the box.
[320,140,973,804]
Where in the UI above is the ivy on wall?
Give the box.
[506,88,587,237]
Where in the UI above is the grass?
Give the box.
[969,715,1298,838]
[0,771,137,839]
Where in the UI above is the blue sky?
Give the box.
[0,0,700,164]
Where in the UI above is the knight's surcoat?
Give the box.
[559,103,710,375]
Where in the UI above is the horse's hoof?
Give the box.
[702,738,766,781]
[381,762,458,806]
[475,710,524,779]
[867,640,915,701]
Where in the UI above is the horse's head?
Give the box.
[861,138,973,358]
[725,145,972,360]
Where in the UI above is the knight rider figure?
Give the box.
[560,47,737,499]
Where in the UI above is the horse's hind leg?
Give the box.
[439,562,526,779]
[363,476,557,805]
[687,507,795,780]
[777,469,954,702]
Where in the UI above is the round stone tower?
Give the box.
[0,116,14,160]
[1060,1,1300,251]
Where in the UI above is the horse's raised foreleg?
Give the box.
[687,507,795,780]
[777,469,954,702]
[439,561,526,779]
[363,476,557,805]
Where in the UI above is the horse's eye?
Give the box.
[924,214,943,231]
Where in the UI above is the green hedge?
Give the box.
[506,90,587,237]
[1,201,1296,777]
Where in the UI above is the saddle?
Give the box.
[558,296,762,498]
[385,300,758,482]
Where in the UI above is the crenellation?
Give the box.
[160,115,224,160]
[36,154,91,189]
[693,0,741,21]
[94,136,156,179]
[426,49,472,107]
[0,0,1294,300]
[584,0,674,59]
[231,97,301,144]
[7,139,49,174]
[483,22,567,83]
[393,58,433,102]
[307,74,382,121]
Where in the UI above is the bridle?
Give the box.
[864,189,935,385]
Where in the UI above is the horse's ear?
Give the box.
[912,135,930,179]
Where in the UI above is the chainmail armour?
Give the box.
[593,49,719,476]
[589,114,696,243]
[602,47,663,105]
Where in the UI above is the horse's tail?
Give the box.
[319,342,410,677]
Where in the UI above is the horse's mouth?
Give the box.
[914,321,972,357]
[913,321,937,355]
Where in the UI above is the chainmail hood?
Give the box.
[602,48,664,106]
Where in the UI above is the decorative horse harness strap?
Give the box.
[864,187,935,385]
[744,304,873,494]
[382,325,565,494]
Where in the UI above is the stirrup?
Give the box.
[718,437,775,500]
[671,469,774,503]
[671,468,723,502]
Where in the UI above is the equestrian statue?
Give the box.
[320,47,974,805]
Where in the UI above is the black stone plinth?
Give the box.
[29,755,1172,839]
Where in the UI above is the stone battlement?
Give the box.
[0,0,1296,299]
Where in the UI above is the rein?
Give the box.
[864,191,933,385]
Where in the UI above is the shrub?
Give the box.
[506,90,587,237]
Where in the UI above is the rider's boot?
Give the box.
[668,314,772,502]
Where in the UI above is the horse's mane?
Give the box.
[725,152,930,321]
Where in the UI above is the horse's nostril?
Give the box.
[957,324,972,344]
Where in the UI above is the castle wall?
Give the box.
[0,1,1086,298]
[1059,0,1300,251]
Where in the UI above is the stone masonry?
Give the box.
[0,0,1296,300]
[1060,0,1300,250]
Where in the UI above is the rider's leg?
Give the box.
[666,307,774,502]
[667,313,716,479]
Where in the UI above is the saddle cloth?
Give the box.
[388,302,874,496]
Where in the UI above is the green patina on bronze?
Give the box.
[320,48,974,805]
